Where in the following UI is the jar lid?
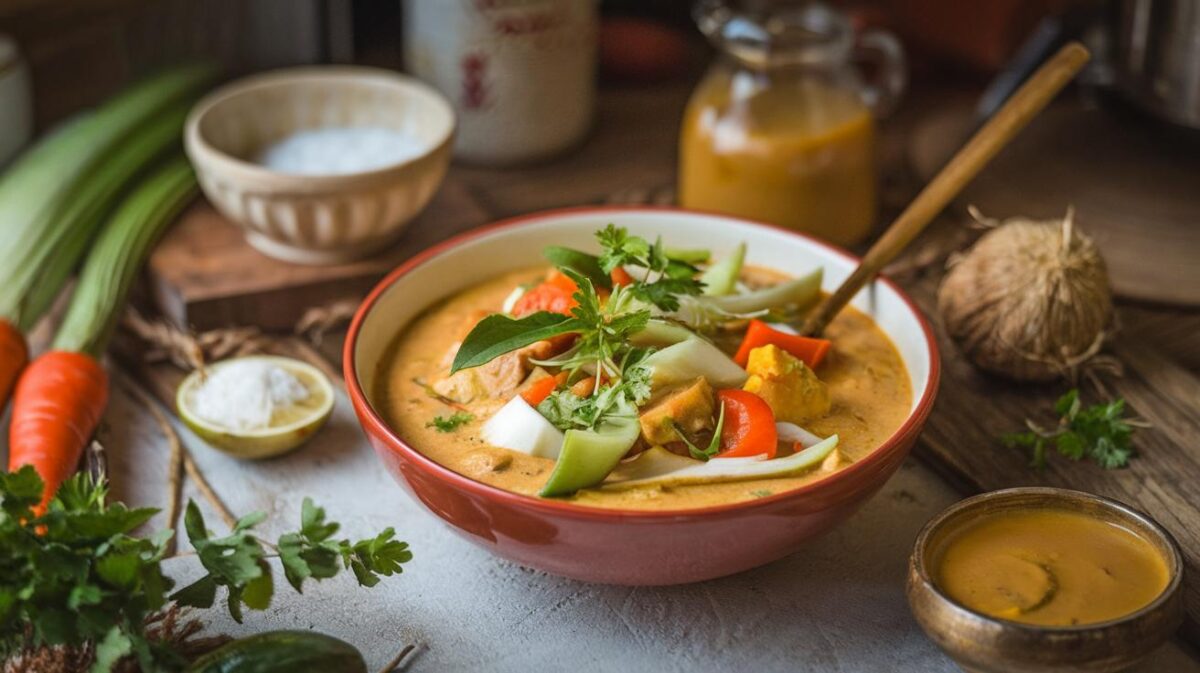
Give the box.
[695,0,853,69]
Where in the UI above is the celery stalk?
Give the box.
[17,103,192,330]
[700,242,745,296]
[0,65,214,330]
[53,158,197,356]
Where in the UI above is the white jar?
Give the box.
[402,0,597,165]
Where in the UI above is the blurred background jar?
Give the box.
[679,0,905,248]
[0,34,32,168]
[403,0,598,166]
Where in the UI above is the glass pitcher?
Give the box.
[678,0,905,247]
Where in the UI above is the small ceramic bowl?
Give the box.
[907,488,1185,673]
[185,66,454,265]
[344,206,941,585]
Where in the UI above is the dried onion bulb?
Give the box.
[937,207,1112,382]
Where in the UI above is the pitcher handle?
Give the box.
[856,29,907,117]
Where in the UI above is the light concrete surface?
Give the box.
[12,379,1200,672]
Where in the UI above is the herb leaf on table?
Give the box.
[0,467,409,672]
[1002,389,1142,470]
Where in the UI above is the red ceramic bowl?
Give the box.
[345,207,940,585]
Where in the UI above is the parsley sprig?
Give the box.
[0,467,409,672]
[595,224,703,312]
[537,348,654,432]
[426,411,474,433]
[1002,389,1143,469]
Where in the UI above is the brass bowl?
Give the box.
[907,487,1184,673]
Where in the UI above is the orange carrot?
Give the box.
[0,319,28,410]
[610,266,634,287]
[8,351,108,510]
[520,375,559,407]
[7,158,195,506]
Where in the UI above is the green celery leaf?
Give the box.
[170,576,217,608]
[277,532,311,592]
[233,511,267,532]
[95,552,140,589]
[226,585,244,624]
[300,497,339,542]
[349,559,380,588]
[0,465,44,515]
[92,626,133,673]
[241,561,273,611]
[183,500,208,543]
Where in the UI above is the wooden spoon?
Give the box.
[799,42,1091,337]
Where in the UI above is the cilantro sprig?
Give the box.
[595,224,703,311]
[537,348,654,432]
[1001,389,1143,469]
[0,468,409,672]
[426,411,474,433]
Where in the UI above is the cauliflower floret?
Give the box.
[742,344,831,425]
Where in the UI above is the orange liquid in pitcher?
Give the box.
[679,71,877,247]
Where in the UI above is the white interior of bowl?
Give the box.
[355,210,932,420]
[195,68,454,168]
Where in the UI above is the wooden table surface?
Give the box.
[114,75,1200,663]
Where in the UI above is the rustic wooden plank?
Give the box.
[907,269,1200,642]
[146,176,489,331]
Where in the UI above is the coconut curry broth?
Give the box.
[375,267,912,510]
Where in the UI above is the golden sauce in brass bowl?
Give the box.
[907,488,1184,673]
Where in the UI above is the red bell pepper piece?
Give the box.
[733,319,831,368]
[717,389,777,458]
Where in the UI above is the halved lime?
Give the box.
[176,355,335,459]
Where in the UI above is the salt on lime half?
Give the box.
[176,355,335,459]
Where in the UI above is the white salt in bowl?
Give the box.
[185,66,455,264]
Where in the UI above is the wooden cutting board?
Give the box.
[146,176,490,331]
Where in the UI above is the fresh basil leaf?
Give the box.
[451,311,580,373]
[544,246,611,289]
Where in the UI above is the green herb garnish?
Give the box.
[537,349,654,432]
[0,467,409,672]
[596,224,703,311]
[675,402,727,461]
[1002,389,1141,469]
[426,411,475,433]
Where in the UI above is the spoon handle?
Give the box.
[800,42,1091,337]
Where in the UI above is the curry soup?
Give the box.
[375,263,912,511]
[933,508,1170,626]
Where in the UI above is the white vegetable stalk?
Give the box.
[482,396,564,459]
[775,422,824,448]
[602,435,840,490]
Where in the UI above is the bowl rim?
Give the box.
[343,205,942,521]
[909,485,1185,633]
[184,65,456,188]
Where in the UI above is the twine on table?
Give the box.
[118,373,238,542]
